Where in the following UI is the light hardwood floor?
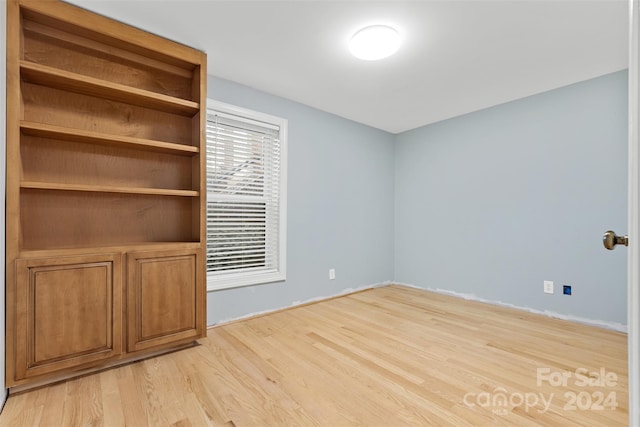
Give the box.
[0,285,628,426]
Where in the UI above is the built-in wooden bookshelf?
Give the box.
[6,0,207,391]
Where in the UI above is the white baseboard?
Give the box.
[209,280,628,333]
[394,282,628,333]
[209,280,393,327]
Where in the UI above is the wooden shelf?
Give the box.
[20,61,199,116]
[21,181,199,197]
[20,121,199,156]
[20,242,202,259]
[22,18,195,80]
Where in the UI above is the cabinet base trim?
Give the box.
[8,340,199,394]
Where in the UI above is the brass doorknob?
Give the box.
[603,230,628,250]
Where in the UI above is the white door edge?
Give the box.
[628,1,639,425]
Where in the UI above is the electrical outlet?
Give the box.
[329,269,336,280]
[544,280,554,294]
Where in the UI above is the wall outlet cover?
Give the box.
[544,280,554,294]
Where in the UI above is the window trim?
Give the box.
[206,99,287,291]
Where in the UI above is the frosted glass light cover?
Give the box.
[349,25,401,60]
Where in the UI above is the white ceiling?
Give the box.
[67,0,629,134]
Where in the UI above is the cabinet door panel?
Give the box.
[127,248,204,352]
[15,254,122,379]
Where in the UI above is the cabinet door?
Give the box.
[127,248,205,352]
[15,254,122,380]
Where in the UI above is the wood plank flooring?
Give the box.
[0,285,628,426]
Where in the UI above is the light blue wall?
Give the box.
[1,0,7,406]
[206,76,396,324]
[208,72,627,326]
[395,71,628,325]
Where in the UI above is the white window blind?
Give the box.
[206,100,287,290]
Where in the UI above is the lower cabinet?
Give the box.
[127,248,205,352]
[12,247,205,386]
[15,253,122,380]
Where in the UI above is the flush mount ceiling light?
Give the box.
[349,25,401,61]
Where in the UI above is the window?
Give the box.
[206,100,287,290]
